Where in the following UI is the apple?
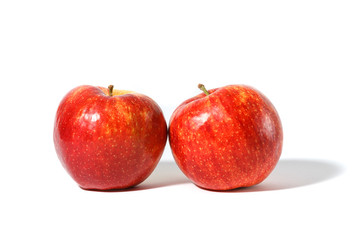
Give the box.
[54,85,167,190]
[169,84,283,191]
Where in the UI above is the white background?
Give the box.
[1,1,359,239]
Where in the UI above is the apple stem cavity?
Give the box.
[198,84,210,96]
[108,85,114,97]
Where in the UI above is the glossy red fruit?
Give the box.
[169,84,283,191]
[54,85,167,190]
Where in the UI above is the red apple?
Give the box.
[169,84,283,191]
[54,85,167,190]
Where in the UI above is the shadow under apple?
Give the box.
[228,158,345,192]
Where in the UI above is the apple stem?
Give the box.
[198,84,210,96]
[108,85,114,97]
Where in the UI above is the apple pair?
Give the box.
[54,84,283,191]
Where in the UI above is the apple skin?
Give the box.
[54,85,167,190]
[169,85,283,191]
